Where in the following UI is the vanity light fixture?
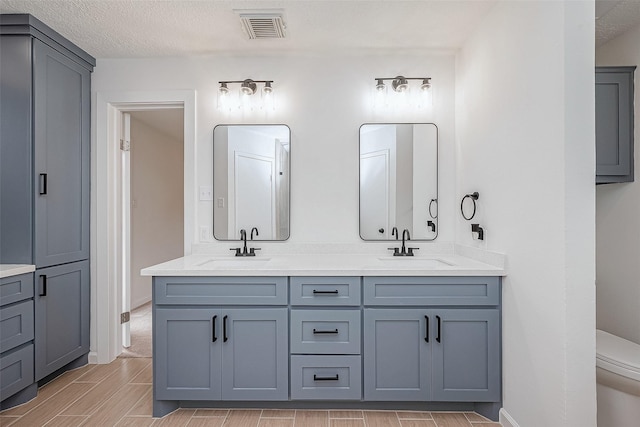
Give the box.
[373,76,433,109]
[217,79,275,111]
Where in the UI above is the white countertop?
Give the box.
[0,264,35,279]
[141,253,505,277]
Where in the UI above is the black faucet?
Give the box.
[427,221,436,233]
[388,228,418,256]
[250,227,259,240]
[391,226,399,240]
[231,229,261,257]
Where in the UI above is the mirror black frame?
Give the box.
[358,123,438,241]
[213,124,291,241]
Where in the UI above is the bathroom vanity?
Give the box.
[143,253,504,420]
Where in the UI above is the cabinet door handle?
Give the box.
[424,315,429,342]
[39,275,47,296]
[312,289,339,295]
[223,315,228,342]
[313,374,339,381]
[313,328,339,335]
[436,315,441,343]
[212,315,217,342]
[39,173,47,195]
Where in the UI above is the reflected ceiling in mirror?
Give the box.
[359,123,438,241]
[213,124,290,241]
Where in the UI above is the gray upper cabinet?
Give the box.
[0,14,94,267]
[596,66,636,184]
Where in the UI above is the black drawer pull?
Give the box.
[39,173,47,195]
[424,315,429,342]
[313,374,339,381]
[436,315,441,343]
[312,289,339,295]
[212,315,217,342]
[313,328,339,335]
[223,315,228,342]
[39,275,47,296]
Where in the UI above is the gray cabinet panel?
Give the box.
[154,276,287,306]
[34,260,90,381]
[290,310,361,355]
[596,66,635,184]
[290,355,362,400]
[363,309,431,401]
[364,276,500,306]
[222,309,288,400]
[0,273,34,307]
[0,344,34,400]
[290,277,361,306]
[154,308,221,400]
[0,36,33,265]
[431,309,500,402]
[33,39,90,267]
[0,300,34,353]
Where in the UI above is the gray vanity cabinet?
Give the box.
[34,261,90,381]
[596,66,636,184]
[363,277,501,403]
[364,309,432,401]
[153,276,289,408]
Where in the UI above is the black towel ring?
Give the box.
[460,192,479,221]
[428,199,438,219]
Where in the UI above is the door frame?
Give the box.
[92,90,196,364]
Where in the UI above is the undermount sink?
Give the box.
[377,257,454,268]
[197,257,272,268]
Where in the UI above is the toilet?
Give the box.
[596,329,640,427]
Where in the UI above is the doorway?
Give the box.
[120,108,184,358]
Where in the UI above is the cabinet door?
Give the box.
[33,39,90,267]
[364,309,431,401]
[222,308,288,400]
[431,309,500,402]
[595,67,635,183]
[34,260,89,381]
[154,308,221,400]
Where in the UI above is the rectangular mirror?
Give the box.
[213,124,290,240]
[359,123,438,241]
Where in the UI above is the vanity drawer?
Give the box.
[154,276,287,305]
[290,355,362,400]
[0,343,34,400]
[290,310,361,355]
[0,273,34,307]
[290,277,361,306]
[364,276,500,306]
[0,300,34,353]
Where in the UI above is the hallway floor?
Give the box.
[0,358,499,426]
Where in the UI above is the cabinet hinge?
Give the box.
[120,311,130,324]
[120,139,130,151]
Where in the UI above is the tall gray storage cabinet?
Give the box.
[1,14,94,386]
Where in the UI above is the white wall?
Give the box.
[455,2,595,426]
[93,52,457,249]
[130,114,184,308]
[595,24,640,344]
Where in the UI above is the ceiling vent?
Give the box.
[236,9,286,39]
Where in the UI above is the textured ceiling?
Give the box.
[2,1,638,58]
[596,0,640,47]
[0,0,497,58]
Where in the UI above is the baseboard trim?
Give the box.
[131,296,152,310]
[88,351,99,364]
[499,408,520,427]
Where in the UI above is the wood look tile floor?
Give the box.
[0,358,500,426]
